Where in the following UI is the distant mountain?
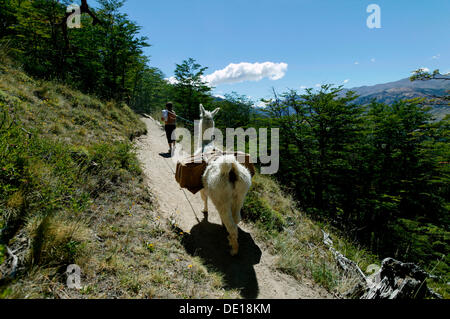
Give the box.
[344,76,450,120]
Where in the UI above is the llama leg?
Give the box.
[200,189,208,220]
[232,207,242,225]
[231,199,243,225]
[200,189,208,212]
[221,208,239,256]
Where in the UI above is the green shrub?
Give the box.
[388,219,449,266]
[242,189,285,232]
[309,261,338,291]
[0,244,5,265]
[89,142,141,177]
[34,85,52,101]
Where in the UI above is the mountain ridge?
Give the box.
[344,76,450,119]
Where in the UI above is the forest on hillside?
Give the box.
[0,0,448,295]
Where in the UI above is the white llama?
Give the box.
[197,104,252,256]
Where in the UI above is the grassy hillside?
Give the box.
[0,59,239,298]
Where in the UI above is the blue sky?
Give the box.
[101,0,449,103]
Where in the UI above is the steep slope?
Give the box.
[0,62,240,298]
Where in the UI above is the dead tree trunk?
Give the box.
[322,230,442,299]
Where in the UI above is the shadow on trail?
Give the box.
[158,152,172,158]
[181,218,262,299]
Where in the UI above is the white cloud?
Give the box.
[202,62,288,86]
[165,76,178,85]
[343,79,350,84]
[370,58,376,63]
[432,53,440,60]
[315,84,321,87]
[300,85,308,89]
[214,94,225,99]
[354,61,359,65]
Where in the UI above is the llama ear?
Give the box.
[199,104,206,117]
[211,108,220,118]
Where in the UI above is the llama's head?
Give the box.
[199,104,220,130]
[197,104,220,152]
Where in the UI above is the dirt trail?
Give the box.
[135,116,332,299]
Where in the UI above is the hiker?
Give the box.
[161,102,177,154]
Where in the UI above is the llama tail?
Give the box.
[219,156,239,185]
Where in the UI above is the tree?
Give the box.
[213,92,253,129]
[255,84,448,268]
[0,0,151,102]
[129,66,173,114]
[67,0,149,100]
[172,58,212,121]
[263,85,363,220]
[410,68,450,107]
